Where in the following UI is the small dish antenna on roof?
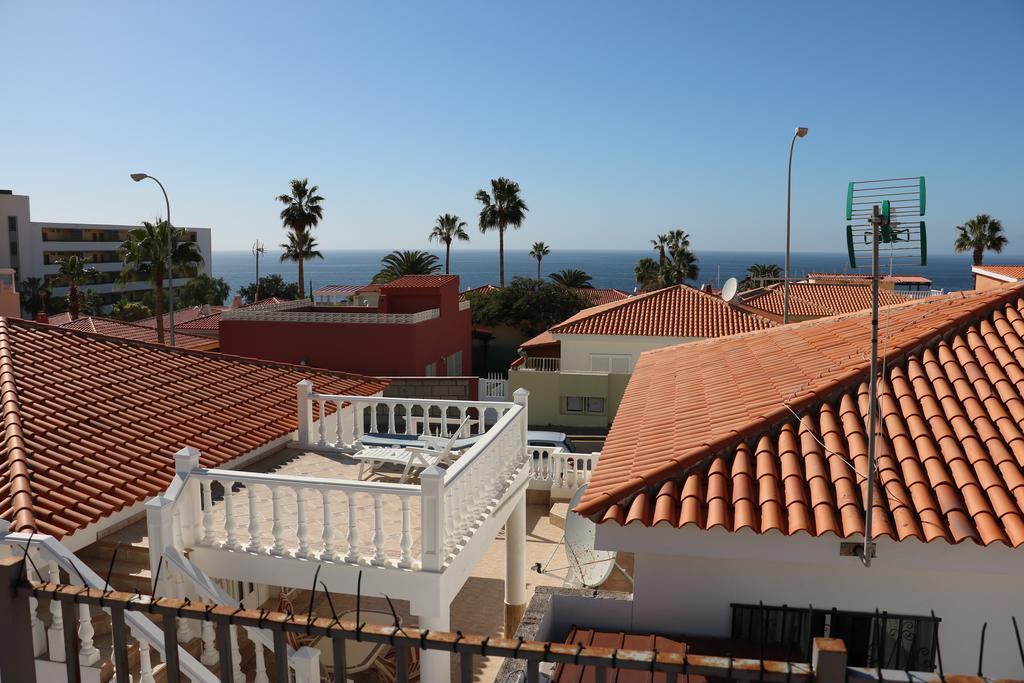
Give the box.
[532,484,633,589]
[721,277,738,303]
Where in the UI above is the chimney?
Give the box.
[231,294,242,308]
[35,312,49,324]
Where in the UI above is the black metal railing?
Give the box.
[731,603,940,672]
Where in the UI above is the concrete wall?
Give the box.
[598,523,1024,678]
[973,272,1014,291]
[383,376,478,401]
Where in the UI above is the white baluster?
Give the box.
[370,402,379,433]
[253,641,269,683]
[137,632,156,683]
[320,490,337,561]
[351,400,359,442]
[387,404,395,434]
[224,481,240,550]
[317,399,327,446]
[78,603,100,665]
[46,561,66,662]
[335,400,345,448]
[247,485,262,552]
[201,479,216,545]
[270,486,286,556]
[26,560,45,656]
[200,620,219,666]
[295,488,311,558]
[371,494,386,565]
[173,570,192,642]
[399,496,413,569]
[230,626,244,682]
[444,489,457,555]
[345,493,360,562]
[405,403,414,434]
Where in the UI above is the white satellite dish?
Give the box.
[563,485,617,588]
[721,277,738,303]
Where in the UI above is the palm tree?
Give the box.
[476,177,528,287]
[119,220,204,343]
[634,257,660,292]
[276,178,325,297]
[78,288,103,317]
[428,214,469,274]
[663,229,699,284]
[549,269,593,289]
[529,241,550,280]
[54,255,98,320]
[280,232,324,267]
[955,214,1008,287]
[740,263,783,290]
[651,234,670,267]
[19,277,50,319]
[372,250,441,284]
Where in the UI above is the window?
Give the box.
[564,396,605,415]
[7,216,16,232]
[425,362,437,376]
[590,354,631,373]
[730,604,939,672]
[446,351,463,376]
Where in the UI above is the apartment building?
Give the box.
[0,190,212,308]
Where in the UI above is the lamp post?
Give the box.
[130,173,175,346]
[783,127,809,324]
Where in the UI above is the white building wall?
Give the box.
[598,524,1024,678]
[555,334,700,372]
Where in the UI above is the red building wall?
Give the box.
[219,277,472,377]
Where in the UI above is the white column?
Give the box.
[26,560,46,656]
[291,646,321,683]
[419,466,446,571]
[46,561,66,662]
[296,379,313,444]
[417,611,450,683]
[504,492,527,637]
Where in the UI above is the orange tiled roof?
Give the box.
[973,265,1024,282]
[807,272,932,286]
[56,316,218,350]
[380,275,459,289]
[459,284,500,301]
[136,305,229,329]
[176,298,285,333]
[550,285,773,337]
[0,318,388,539]
[739,283,907,319]
[45,312,73,326]
[578,285,1024,548]
[582,288,631,306]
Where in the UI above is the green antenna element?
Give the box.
[844,177,927,267]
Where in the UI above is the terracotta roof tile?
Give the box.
[175,298,285,333]
[807,273,932,286]
[972,265,1024,282]
[578,286,1024,549]
[581,288,631,306]
[380,275,458,289]
[56,316,218,350]
[739,283,908,319]
[0,318,387,539]
[550,285,772,337]
[137,306,228,329]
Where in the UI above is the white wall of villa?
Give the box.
[598,523,1024,678]
[555,333,700,373]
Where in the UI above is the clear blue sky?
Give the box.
[3,1,1022,253]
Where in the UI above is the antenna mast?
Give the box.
[252,240,265,301]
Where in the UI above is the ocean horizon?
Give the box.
[210,248,1024,300]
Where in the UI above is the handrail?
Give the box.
[312,392,513,412]
[443,403,523,485]
[193,467,420,497]
[1,530,218,683]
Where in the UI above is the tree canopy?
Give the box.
[178,273,231,307]
[467,276,591,337]
[372,250,441,284]
[237,274,301,304]
[549,268,593,288]
[635,230,699,291]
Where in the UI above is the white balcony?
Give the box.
[519,356,560,372]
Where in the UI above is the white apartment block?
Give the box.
[0,189,213,309]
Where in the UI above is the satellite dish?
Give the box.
[563,484,617,588]
[721,277,738,302]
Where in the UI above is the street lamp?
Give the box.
[783,126,809,324]
[130,173,176,346]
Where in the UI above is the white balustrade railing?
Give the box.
[296,380,514,450]
[221,299,441,324]
[189,469,421,569]
[479,376,509,401]
[528,448,599,490]
[522,357,560,372]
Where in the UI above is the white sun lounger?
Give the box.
[353,416,472,483]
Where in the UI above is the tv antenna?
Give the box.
[252,240,265,301]
[845,177,926,568]
[721,277,738,303]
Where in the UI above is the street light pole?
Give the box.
[130,173,175,346]
[783,127,809,324]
